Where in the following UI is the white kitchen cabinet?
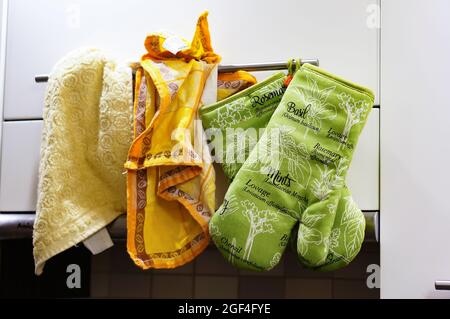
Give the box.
[3,0,379,119]
[381,0,450,298]
[0,121,42,212]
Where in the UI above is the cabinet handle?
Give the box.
[435,281,450,290]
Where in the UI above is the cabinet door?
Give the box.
[0,121,42,212]
[381,0,450,298]
[3,0,379,120]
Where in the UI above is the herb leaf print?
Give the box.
[209,99,251,129]
[269,252,282,269]
[337,93,371,150]
[241,200,278,261]
[296,73,336,138]
[342,196,365,260]
[217,194,239,219]
[312,158,348,201]
[297,225,323,257]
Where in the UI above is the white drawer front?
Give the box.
[0,112,379,212]
[0,121,42,211]
[3,0,379,119]
[347,108,379,210]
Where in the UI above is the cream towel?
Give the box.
[33,48,133,275]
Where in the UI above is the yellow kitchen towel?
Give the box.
[125,12,221,269]
[33,48,133,275]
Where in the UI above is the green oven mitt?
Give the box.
[200,72,287,180]
[293,65,374,270]
[209,63,374,271]
[293,186,366,271]
[289,186,366,271]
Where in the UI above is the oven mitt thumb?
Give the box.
[295,187,366,271]
[209,63,374,271]
[289,187,366,271]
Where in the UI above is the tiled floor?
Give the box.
[90,242,380,299]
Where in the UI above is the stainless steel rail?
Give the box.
[217,59,319,73]
[0,211,379,242]
[34,59,320,83]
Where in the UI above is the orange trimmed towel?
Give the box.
[125,12,218,269]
